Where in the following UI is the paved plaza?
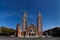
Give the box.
[0,37,60,40]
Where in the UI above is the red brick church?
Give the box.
[16,11,43,37]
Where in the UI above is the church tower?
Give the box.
[37,11,43,37]
[16,23,21,37]
[22,10,27,37]
[22,10,27,31]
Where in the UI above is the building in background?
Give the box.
[43,27,60,37]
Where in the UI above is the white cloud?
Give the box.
[0,12,16,18]
[1,13,11,18]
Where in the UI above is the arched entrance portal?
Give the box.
[29,31,36,37]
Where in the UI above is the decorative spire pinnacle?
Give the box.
[23,10,27,17]
[38,11,41,18]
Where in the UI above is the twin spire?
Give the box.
[38,11,42,18]
[23,10,41,18]
[23,10,27,18]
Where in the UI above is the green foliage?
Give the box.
[0,26,16,36]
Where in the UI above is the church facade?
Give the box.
[16,11,43,37]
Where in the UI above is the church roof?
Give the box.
[27,23,37,32]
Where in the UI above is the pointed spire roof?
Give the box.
[23,10,27,18]
[38,11,42,18]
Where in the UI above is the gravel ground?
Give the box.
[0,37,60,40]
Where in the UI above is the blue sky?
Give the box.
[0,0,60,31]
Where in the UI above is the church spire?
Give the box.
[22,10,27,31]
[23,10,27,18]
[37,11,42,31]
[37,11,43,37]
[38,11,41,18]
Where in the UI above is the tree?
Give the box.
[0,26,16,36]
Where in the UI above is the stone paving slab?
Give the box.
[0,37,60,40]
